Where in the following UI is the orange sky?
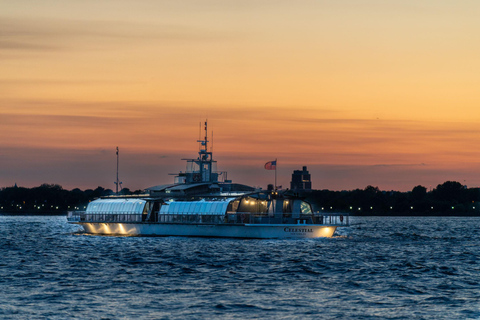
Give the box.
[1,1,480,191]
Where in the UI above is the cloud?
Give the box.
[0,16,237,55]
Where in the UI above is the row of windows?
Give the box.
[160,200,233,215]
[86,200,147,214]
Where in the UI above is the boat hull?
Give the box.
[72,222,338,239]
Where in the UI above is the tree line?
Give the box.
[0,184,143,214]
[1,181,479,215]
[297,181,480,216]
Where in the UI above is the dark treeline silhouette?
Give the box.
[0,184,143,214]
[296,181,480,216]
[1,181,479,215]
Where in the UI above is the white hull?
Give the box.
[73,222,338,239]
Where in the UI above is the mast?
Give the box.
[178,120,219,184]
[115,147,122,194]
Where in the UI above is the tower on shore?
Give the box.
[290,166,312,190]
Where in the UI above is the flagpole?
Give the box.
[275,158,277,191]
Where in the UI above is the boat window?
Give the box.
[301,201,313,214]
[283,200,292,213]
[199,202,207,215]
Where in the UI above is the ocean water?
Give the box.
[0,216,479,319]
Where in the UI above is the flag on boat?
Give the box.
[264,160,276,170]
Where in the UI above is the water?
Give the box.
[1,216,479,319]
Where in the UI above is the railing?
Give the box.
[67,211,143,222]
[68,211,349,226]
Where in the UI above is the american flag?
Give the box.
[264,160,276,170]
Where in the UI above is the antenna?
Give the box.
[114,147,123,194]
[204,120,208,153]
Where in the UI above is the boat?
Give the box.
[67,122,348,238]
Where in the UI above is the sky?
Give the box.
[1,0,480,192]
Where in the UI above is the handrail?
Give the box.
[68,211,349,226]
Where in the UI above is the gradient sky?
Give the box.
[1,1,480,191]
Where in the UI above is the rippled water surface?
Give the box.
[1,216,479,319]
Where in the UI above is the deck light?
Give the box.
[411,206,413,209]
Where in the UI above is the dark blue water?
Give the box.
[1,216,479,319]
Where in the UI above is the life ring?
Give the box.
[340,215,344,222]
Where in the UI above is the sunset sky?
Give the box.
[1,1,480,192]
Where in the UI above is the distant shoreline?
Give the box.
[0,212,67,216]
[1,212,479,217]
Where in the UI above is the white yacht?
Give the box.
[67,122,348,238]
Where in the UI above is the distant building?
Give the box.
[290,166,312,190]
